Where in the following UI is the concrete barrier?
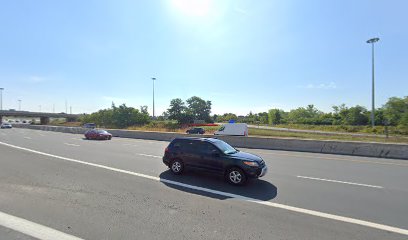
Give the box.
[13,124,408,160]
[13,124,89,134]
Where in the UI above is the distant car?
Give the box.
[186,127,205,134]
[163,137,267,185]
[1,123,12,129]
[83,123,96,129]
[85,129,112,140]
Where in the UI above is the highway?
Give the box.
[0,128,407,240]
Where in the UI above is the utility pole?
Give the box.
[0,88,4,110]
[152,77,156,118]
[366,37,380,127]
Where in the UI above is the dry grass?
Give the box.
[127,125,220,134]
[249,128,408,144]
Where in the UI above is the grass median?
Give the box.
[249,128,408,144]
[52,121,408,144]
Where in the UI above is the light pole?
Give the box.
[366,37,380,127]
[0,88,4,111]
[152,77,156,118]
[18,99,21,111]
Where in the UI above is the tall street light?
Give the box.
[366,37,380,127]
[18,99,21,111]
[152,77,156,118]
[0,88,4,111]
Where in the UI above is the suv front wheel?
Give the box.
[226,167,247,185]
[170,159,184,175]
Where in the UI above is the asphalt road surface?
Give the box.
[0,128,407,240]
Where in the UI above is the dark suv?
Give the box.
[163,137,267,185]
[83,123,96,129]
[186,127,205,134]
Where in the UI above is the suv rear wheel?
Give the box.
[226,167,247,185]
[170,159,184,175]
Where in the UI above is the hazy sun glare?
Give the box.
[170,0,213,17]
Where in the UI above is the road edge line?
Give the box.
[0,211,84,240]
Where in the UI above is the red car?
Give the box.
[85,129,112,140]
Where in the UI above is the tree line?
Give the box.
[80,103,150,128]
[81,96,407,130]
[215,96,408,128]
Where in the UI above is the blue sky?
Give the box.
[0,0,407,115]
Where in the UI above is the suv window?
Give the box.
[196,142,217,154]
[171,139,215,154]
[182,140,197,153]
[171,140,183,149]
[171,139,194,151]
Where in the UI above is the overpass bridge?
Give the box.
[0,110,81,124]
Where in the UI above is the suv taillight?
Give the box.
[165,147,169,154]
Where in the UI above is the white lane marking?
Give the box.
[23,137,31,139]
[0,141,407,236]
[0,210,83,240]
[64,143,80,147]
[297,176,384,189]
[120,139,160,145]
[138,153,162,158]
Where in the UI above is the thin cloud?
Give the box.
[299,82,337,89]
[234,7,249,16]
[28,76,47,83]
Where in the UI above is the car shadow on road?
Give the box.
[159,170,277,201]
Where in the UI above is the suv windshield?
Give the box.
[212,140,237,154]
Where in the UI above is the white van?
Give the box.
[214,123,248,136]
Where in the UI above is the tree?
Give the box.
[341,105,368,125]
[383,96,408,126]
[186,96,212,122]
[80,104,150,128]
[287,105,321,124]
[268,109,283,125]
[258,112,269,124]
[217,113,238,122]
[167,98,187,122]
[399,111,408,128]
[332,104,347,125]
[140,106,148,115]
